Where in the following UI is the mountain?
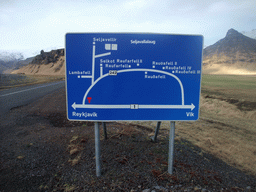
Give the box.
[203,28,256,74]
[10,29,256,76]
[0,51,23,62]
[242,29,256,40]
[11,49,65,76]
[0,51,33,74]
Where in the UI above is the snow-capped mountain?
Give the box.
[0,51,24,62]
[0,51,33,74]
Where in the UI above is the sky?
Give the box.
[0,0,255,58]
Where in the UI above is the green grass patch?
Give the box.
[201,74,256,89]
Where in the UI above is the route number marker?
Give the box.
[109,70,117,76]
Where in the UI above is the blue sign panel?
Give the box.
[65,33,203,121]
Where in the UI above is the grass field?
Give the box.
[0,74,65,90]
[201,74,256,90]
[130,74,256,175]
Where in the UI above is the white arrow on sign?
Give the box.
[72,102,195,111]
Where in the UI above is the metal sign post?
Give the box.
[168,121,175,174]
[94,122,101,176]
[151,121,161,142]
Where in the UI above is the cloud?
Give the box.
[208,1,231,13]
[124,0,147,8]
[1,0,255,57]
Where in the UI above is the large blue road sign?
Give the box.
[65,33,203,121]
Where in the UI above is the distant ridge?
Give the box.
[0,51,28,74]
[11,29,256,76]
[11,49,65,76]
[30,49,64,65]
[204,28,256,58]
[203,28,256,75]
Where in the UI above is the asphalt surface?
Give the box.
[0,81,65,116]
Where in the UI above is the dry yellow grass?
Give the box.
[0,74,65,90]
[67,135,84,166]
[64,184,77,192]
[68,155,81,166]
[124,93,256,175]
[70,136,79,143]
[203,63,256,75]
[11,56,65,76]
[17,155,25,159]
[69,147,80,155]
[203,53,256,75]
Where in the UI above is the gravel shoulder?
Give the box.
[0,88,255,192]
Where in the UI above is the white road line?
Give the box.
[76,104,131,109]
[81,75,92,78]
[92,44,96,84]
[0,81,64,97]
[94,52,111,58]
[72,103,195,110]
[82,68,185,105]
[140,104,194,110]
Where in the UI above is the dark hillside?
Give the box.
[30,49,64,65]
[204,28,256,58]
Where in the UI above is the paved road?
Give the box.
[0,81,65,116]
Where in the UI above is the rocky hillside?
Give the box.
[203,28,256,74]
[31,49,64,65]
[11,49,65,76]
